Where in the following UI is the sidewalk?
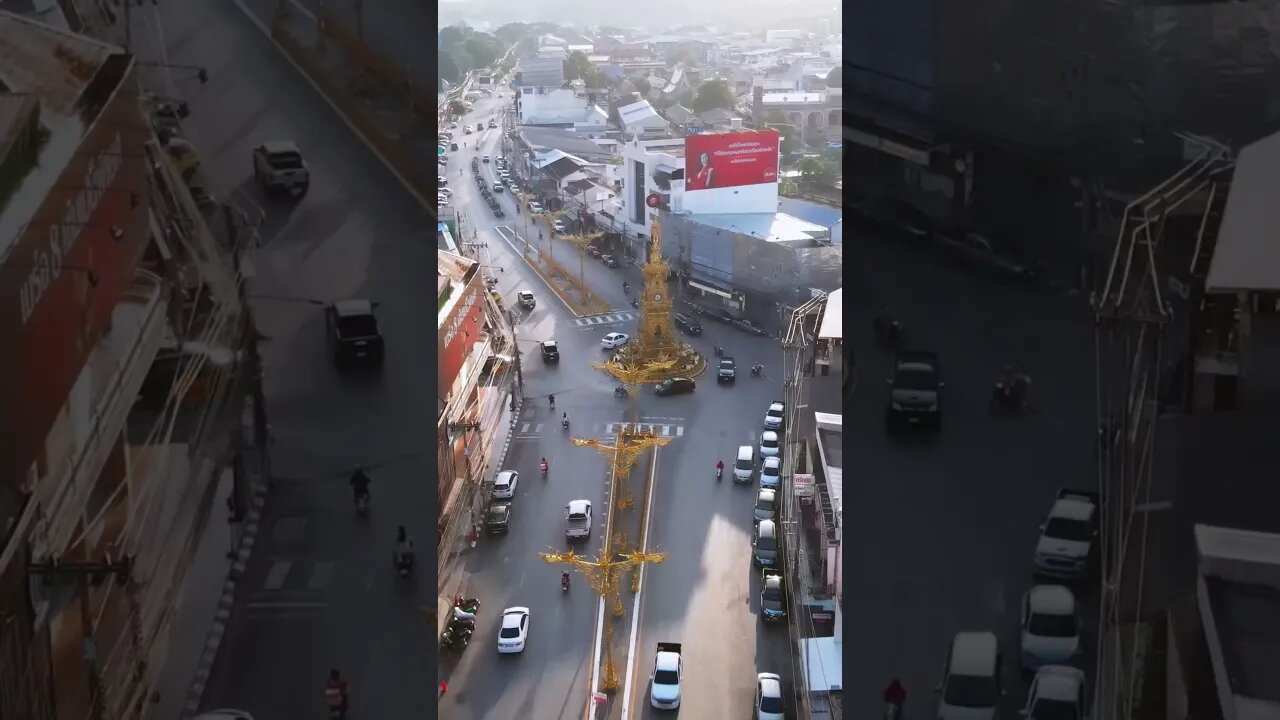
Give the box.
[435,393,521,636]
[143,399,271,720]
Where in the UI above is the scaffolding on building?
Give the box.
[1089,135,1232,720]
[777,294,834,719]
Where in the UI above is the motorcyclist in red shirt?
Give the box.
[325,668,349,717]
[884,678,906,715]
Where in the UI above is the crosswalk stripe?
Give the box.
[308,562,334,590]
[677,426,684,436]
[521,423,531,432]
[264,560,292,591]
[661,425,670,436]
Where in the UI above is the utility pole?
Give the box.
[123,0,132,53]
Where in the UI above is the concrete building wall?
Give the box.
[0,64,151,495]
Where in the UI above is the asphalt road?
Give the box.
[287,0,435,86]
[121,1,435,717]
[621,336,792,720]
[842,229,1100,718]
[438,94,606,720]
[441,98,794,719]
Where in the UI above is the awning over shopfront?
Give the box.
[688,279,734,299]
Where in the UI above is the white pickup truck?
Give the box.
[650,642,682,710]
[565,499,592,540]
[252,141,310,197]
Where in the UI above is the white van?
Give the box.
[733,445,755,483]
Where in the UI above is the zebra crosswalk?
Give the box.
[572,311,637,328]
[513,419,687,440]
[603,422,685,437]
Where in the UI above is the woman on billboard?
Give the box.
[687,151,715,191]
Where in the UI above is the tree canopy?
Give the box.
[563,51,607,88]
[692,79,734,113]
[766,110,800,154]
[438,25,506,85]
[798,156,838,185]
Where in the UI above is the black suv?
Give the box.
[886,351,943,429]
[717,357,736,382]
[324,299,384,367]
[673,312,702,336]
[540,341,559,363]
[654,377,696,396]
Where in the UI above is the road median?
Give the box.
[268,10,433,210]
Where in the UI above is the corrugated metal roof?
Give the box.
[0,11,119,116]
[1206,130,1280,293]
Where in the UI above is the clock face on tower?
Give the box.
[653,293,663,302]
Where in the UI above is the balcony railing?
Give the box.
[33,270,169,555]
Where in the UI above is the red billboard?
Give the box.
[437,279,487,399]
[684,130,780,192]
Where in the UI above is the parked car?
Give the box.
[654,378,696,396]
[673,312,703,335]
[849,197,938,241]
[486,503,511,535]
[933,231,1038,281]
[936,631,1003,720]
[492,470,519,499]
[759,430,780,458]
[759,456,781,489]
[1022,666,1087,720]
[1020,585,1082,670]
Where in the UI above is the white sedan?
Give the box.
[755,673,785,720]
[437,187,453,198]
[602,332,629,349]
[497,606,530,653]
[759,430,781,458]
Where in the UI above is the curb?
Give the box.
[228,0,432,213]
[435,392,523,636]
[180,480,269,719]
[492,227,592,318]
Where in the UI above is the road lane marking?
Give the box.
[676,426,684,437]
[263,560,293,590]
[307,561,334,590]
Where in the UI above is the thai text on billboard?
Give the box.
[684,130,780,193]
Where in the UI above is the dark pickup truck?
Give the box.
[324,299,384,368]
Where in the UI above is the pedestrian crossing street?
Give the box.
[571,311,636,328]
[514,419,686,441]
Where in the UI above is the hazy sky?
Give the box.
[437,0,838,33]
